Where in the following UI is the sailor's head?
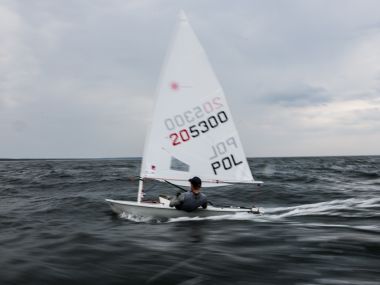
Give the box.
[189,176,202,192]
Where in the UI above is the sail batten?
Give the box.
[140,11,259,188]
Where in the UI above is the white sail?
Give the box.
[140,11,259,187]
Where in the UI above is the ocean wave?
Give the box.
[2,157,380,284]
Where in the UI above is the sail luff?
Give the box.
[139,13,185,182]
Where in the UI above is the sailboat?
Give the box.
[106,11,263,219]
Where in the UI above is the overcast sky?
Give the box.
[1,0,379,158]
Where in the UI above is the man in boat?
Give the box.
[169,176,207,212]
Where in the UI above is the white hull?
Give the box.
[106,199,260,219]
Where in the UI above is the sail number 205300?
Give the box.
[170,111,229,146]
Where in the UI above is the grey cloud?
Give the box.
[261,85,330,107]
[11,120,28,132]
[350,108,380,125]
[1,0,380,157]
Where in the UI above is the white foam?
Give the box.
[263,197,380,219]
[118,197,380,223]
[119,212,159,223]
[167,212,264,223]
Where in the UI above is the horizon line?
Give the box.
[0,154,379,161]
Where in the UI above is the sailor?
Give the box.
[169,176,207,212]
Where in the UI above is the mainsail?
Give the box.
[140,11,259,190]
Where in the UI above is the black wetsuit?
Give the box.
[169,191,207,212]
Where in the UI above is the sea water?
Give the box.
[0,156,379,284]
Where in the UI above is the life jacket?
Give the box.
[176,191,207,212]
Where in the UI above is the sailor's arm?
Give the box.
[169,193,184,207]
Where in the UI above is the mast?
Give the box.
[137,178,144,203]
